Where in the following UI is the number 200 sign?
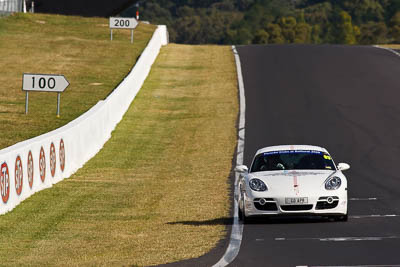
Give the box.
[109,17,138,29]
[109,17,138,43]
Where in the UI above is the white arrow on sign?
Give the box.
[22,73,69,93]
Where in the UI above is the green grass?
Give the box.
[0,13,156,149]
[0,13,238,266]
[0,43,238,266]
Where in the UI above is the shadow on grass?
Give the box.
[167,217,234,226]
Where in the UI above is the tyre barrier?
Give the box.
[0,25,168,215]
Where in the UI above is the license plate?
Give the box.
[285,197,308,205]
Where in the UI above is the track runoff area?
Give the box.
[216,45,400,267]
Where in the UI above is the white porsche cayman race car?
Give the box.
[236,145,350,222]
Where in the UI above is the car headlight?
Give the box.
[249,178,267,192]
[325,176,342,190]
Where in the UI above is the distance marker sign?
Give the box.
[22,73,69,116]
[22,74,69,92]
[109,17,138,29]
[109,17,138,43]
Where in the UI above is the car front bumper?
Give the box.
[243,191,348,217]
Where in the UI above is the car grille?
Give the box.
[253,198,278,211]
[280,205,313,211]
[316,196,339,210]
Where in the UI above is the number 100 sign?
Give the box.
[22,73,70,116]
[22,73,69,93]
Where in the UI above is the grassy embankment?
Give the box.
[379,44,400,49]
[0,13,238,266]
[0,13,155,149]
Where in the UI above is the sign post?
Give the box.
[57,92,61,116]
[22,73,69,117]
[25,91,29,114]
[109,17,138,44]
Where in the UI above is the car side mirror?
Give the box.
[235,165,248,173]
[337,163,350,171]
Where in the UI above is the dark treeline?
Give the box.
[121,0,400,45]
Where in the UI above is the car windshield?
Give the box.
[250,150,336,172]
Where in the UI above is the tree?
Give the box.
[343,0,384,24]
[390,25,400,43]
[236,27,253,44]
[311,24,322,43]
[253,29,269,44]
[266,23,285,43]
[386,0,400,22]
[121,0,395,45]
[294,22,312,43]
[336,11,357,44]
[390,11,400,26]
[173,15,202,44]
[353,25,361,42]
[389,11,400,43]
[359,22,388,44]
[211,0,235,11]
[279,16,297,43]
[236,0,255,11]
[303,2,332,25]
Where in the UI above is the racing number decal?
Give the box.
[59,139,65,172]
[0,162,10,203]
[50,143,56,177]
[15,156,23,195]
[39,147,46,182]
[27,151,34,188]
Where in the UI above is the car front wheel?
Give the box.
[238,194,247,223]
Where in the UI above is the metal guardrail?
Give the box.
[0,0,23,13]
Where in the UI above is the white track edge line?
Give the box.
[276,235,400,242]
[212,46,245,267]
[349,197,377,201]
[373,45,400,57]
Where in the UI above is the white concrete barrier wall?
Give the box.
[0,25,168,214]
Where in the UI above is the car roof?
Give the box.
[256,145,329,155]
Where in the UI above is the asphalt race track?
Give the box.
[230,45,400,267]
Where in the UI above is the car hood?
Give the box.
[249,170,337,195]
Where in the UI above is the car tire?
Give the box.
[238,205,244,221]
[238,197,247,223]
